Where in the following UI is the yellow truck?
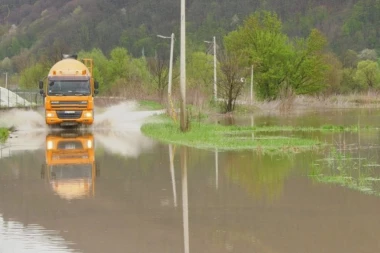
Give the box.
[39,54,99,127]
[41,131,99,200]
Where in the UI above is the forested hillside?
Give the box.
[1,0,380,105]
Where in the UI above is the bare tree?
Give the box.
[147,56,169,101]
[218,52,246,113]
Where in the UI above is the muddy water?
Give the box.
[1,106,380,252]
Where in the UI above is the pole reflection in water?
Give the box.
[169,144,178,207]
[215,148,218,190]
[181,146,189,253]
[41,131,98,200]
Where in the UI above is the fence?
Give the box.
[0,88,43,109]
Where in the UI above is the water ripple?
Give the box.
[0,215,79,253]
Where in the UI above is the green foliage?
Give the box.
[78,47,151,94]
[341,68,360,93]
[0,128,9,143]
[19,63,47,89]
[354,60,380,90]
[141,118,322,152]
[138,100,164,110]
[224,11,330,100]
[342,0,380,50]
[310,147,380,197]
[78,48,109,93]
[129,57,152,85]
[109,47,131,80]
[187,51,214,92]
[290,29,329,95]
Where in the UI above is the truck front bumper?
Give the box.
[45,110,94,126]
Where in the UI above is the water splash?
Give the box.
[0,109,46,131]
[93,101,165,130]
[0,101,166,158]
[93,101,165,156]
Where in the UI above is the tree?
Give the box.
[147,56,169,100]
[224,11,294,100]
[78,48,109,93]
[354,60,380,90]
[218,52,246,112]
[19,63,46,89]
[358,48,377,61]
[187,51,214,93]
[224,11,330,100]
[288,29,329,95]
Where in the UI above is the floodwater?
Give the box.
[1,104,380,253]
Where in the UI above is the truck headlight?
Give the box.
[46,112,54,117]
[87,140,92,149]
[47,141,53,150]
[84,112,92,118]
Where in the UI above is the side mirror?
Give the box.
[94,90,99,95]
[39,89,45,96]
[94,81,99,90]
[39,81,43,90]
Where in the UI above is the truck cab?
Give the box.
[39,55,99,127]
[41,131,99,200]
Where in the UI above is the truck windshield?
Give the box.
[48,80,91,96]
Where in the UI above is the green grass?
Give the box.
[138,100,164,110]
[0,127,9,143]
[141,119,323,152]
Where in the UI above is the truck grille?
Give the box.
[51,101,88,109]
[56,111,82,119]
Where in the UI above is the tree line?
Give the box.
[9,11,379,113]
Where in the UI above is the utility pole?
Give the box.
[157,33,175,97]
[4,72,7,89]
[213,36,217,101]
[250,65,253,104]
[204,37,217,101]
[180,0,187,132]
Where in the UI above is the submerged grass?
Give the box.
[141,118,323,152]
[0,127,9,143]
[309,148,380,197]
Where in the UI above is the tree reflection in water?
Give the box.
[224,151,294,202]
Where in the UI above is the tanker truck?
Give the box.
[41,131,99,200]
[39,54,99,127]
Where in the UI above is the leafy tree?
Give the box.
[128,57,152,85]
[342,49,358,68]
[224,11,293,100]
[108,47,131,80]
[323,52,343,95]
[341,68,360,93]
[78,48,109,93]
[224,11,329,100]
[187,51,214,93]
[1,57,12,72]
[19,63,46,89]
[358,48,377,61]
[354,60,380,90]
[289,29,329,95]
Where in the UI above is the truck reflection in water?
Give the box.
[41,131,99,200]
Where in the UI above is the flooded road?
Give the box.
[1,105,380,252]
